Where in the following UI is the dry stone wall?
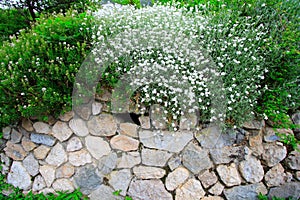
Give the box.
[1,103,300,200]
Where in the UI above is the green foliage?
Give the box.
[257,192,295,200]
[113,189,133,200]
[0,10,94,128]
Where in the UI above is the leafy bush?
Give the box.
[0,10,94,128]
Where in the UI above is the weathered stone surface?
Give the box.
[201,197,224,200]
[52,121,73,142]
[32,175,46,191]
[74,105,91,121]
[52,179,74,192]
[128,179,172,200]
[286,151,300,170]
[73,164,103,195]
[109,169,132,196]
[268,182,300,199]
[140,130,193,153]
[45,143,67,167]
[69,149,92,166]
[56,163,75,178]
[92,102,103,115]
[23,153,39,176]
[165,167,189,191]
[89,185,122,200]
[243,119,265,130]
[110,135,139,151]
[69,118,89,137]
[142,148,173,167]
[239,156,264,183]
[33,122,51,134]
[119,123,138,138]
[39,188,55,195]
[179,112,198,130]
[262,143,287,167]
[10,129,22,143]
[0,139,5,151]
[66,137,83,152]
[168,155,182,171]
[139,116,151,129]
[208,182,224,196]
[4,141,27,160]
[292,112,300,132]
[1,153,11,174]
[87,114,117,136]
[21,137,37,152]
[264,163,286,187]
[22,118,34,132]
[182,142,213,174]
[59,111,74,122]
[117,152,141,168]
[39,165,55,187]
[198,170,218,188]
[195,126,236,149]
[216,163,241,187]
[98,152,117,175]
[264,128,281,142]
[7,161,32,190]
[2,126,11,140]
[175,179,205,200]
[133,166,166,179]
[85,135,111,159]
[30,133,56,146]
[210,146,244,164]
[33,145,50,160]
[224,183,267,200]
[150,104,167,129]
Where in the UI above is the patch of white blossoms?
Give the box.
[87,2,269,128]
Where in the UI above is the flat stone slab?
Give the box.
[224,183,268,200]
[7,161,31,190]
[268,182,300,199]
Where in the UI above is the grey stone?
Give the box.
[23,153,39,176]
[142,148,173,167]
[66,137,83,152]
[33,122,51,134]
[1,153,11,174]
[30,133,56,146]
[92,102,103,115]
[202,197,224,200]
[264,163,286,187]
[208,182,224,196]
[262,143,287,167]
[216,163,241,187]
[182,142,213,174]
[150,104,167,129]
[45,143,67,167]
[140,130,193,153]
[59,111,74,122]
[52,121,73,142]
[179,111,198,130]
[224,182,267,200]
[128,179,172,200]
[175,179,205,200]
[56,163,75,178]
[52,179,74,192]
[32,175,46,191]
[87,114,117,136]
[165,167,190,191]
[195,126,236,148]
[39,188,55,195]
[210,146,244,164]
[10,129,22,143]
[198,170,218,188]
[292,112,300,132]
[133,166,166,179]
[264,128,281,142]
[74,105,91,120]
[119,123,138,138]
[7,161,32,190]
[39,165,56,187]
[242,119,265,130]
[268,182,300,199]
[85,135,111,159]
[4,141,27,160]
[239,156,264,183]
[33,145,50,160]
[110,135,139,151]
[21,137,37,152]
[21,119,33,132]
[0,139,5,151]
[98,152,117,175]
[68,149,92,166]
[168,155,182,171]
[73,164,103,195]
[139,116,151,129]
[89,185,122,200]
[2,126,11,139]
[117,152,141,168]
[296,171,300,181]
[69,118,89,137]
[286,150,300,170]
[109,169,132,196]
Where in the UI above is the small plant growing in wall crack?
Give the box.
[113,190,132,200]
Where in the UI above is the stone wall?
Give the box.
[1,103,300,200]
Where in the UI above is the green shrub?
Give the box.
[0,10,94,128]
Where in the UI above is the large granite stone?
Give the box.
[262,143,287,167]
[142,148,173,167]
[268,182,300,199]
[52,121,73,142]
[56,163,75,178]
[110,135,139,151]
[69,118,89,137]
[98,152,117,175]
[239,156,264,183]
[52,179,74,192]
[165,167,190,191]
[10,129,22,143]
[216,163,241,187]
[224,182,267,200]
[119,123,138,138]
[7,161,32,190]
[21,137,37,152]
[66,137,83,152]
[33,122,51,134]
[4,141,27,160]
[85,135,111,159]
[198,170,218,188]
[22,153,39,176]
[175,179,205,200]
[117,152,141,168]
[68,149,92,166]
[45,143,67,167]
[109,169,132,196]
[264,163,286,187]
[39,165,56,187]
[210,146,244,164]
[133,166,166,179]
[87,114,117,136]
[33,145,50,160]
[32,175,46,191]
[89,185,122,200]
[286,151,300,170]
[30,133,56,146]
